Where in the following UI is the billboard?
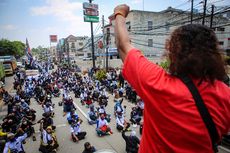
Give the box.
[50,35,57,42]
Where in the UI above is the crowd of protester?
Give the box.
[0,64,144,153]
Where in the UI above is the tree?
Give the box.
[0,39,25,57]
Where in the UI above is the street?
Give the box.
[22,80,141,153]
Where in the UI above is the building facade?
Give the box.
[56,35,88,62]
[106,7,230,57]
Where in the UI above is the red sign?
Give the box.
[50,35,57,42]
[84,9,99,16]
[98,41,103,49]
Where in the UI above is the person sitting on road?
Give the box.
[136,98,144,116]
[20,99,30,111]
[96,114,113,136]
[116,112,130,132]
[3,130,28,153]
[70,119,87,142]
[98,105,111,122]
[130,107,142,126]
[39,121,59,153]
[43,102,54,117]
[82,142,96,153]
[18,118,36,141]
[37,112,56,130]
[52,85,60,97]
[114,94,124,117]
[63,95,75,116]
[88,105,98,125]
[67,109,79,125]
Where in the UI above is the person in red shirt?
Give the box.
[114,4,230,153]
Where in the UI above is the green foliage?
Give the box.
[159,60,170,71]
[95,69,106,81]
[0,39,25,57]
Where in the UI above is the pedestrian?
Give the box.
[3,131,27,153]
[114,4,230,153]
[39,121,59,153]
[122,127,140,153]
[71,119,87,142]
[82,142,96,153]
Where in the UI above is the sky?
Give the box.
[0,0,229,48]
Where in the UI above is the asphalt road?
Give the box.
[24,89,141,153]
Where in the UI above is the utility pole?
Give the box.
[143,0,144,11]
[202,0,207,25]
[210,5,215,28]
[67,42,70,67]
[106,28,110,72]
[190,0,194,24]
[102,15,105,69]
[89,0,95,69]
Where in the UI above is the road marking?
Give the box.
[73,101,88,119]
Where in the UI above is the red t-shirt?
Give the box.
[122,48,230,153]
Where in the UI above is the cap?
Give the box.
[46,126,52,130]
[7,133,15,138]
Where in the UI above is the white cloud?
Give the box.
[30,0,82,22]
[30,0,91,37]
[132,0,143,4]
[0,24,17,30]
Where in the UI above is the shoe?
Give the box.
[32,136,36,141]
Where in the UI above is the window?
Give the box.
[71,42,75,48]
[126,21,131,31]
[79,42,83,46]
[148,39,153,47]
[219,41,224,45]
[217,27,225,31]
[148,21,153,30]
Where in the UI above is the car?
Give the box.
[17,62,25,68]
[83,57,92,61]
[3,63,13,75]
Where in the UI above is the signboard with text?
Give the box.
[84,9,99,16]
[83,2,99,23]
[50,35,57,42]
[83,2,98,10]
[84,15,99,22]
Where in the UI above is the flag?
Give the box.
[25,38,33,66]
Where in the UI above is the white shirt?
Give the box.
[3,133,27,153]
[42,130,52,145]
[44,105,53,113]
[98,108,105,114]
[70,123,81,135]
[97,118,108,128]
[116,116,125,127]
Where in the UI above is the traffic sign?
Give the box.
[84,15,99,22]
[84,9,99,16]
[83,2,98,10]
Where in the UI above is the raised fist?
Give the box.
[114,4,130,18]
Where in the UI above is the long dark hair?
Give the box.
[166,24,226,83]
